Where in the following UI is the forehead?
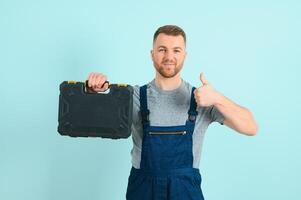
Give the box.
[153,33,185,48]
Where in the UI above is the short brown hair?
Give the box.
[153,25,186,44]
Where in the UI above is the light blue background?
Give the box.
[0,0,300,199]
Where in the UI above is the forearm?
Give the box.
[214,93,258,136]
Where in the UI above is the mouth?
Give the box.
[163,63,175,66]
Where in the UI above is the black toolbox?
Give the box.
[58,81,133,139]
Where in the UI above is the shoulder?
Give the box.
[132,82,153,97]
[132,83,150,102]
[181,79,196,94]
[132,85,140,102]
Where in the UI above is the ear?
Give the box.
[150,49,154,61]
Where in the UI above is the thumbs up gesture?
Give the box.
[194,73,221,107]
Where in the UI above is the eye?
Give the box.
[174,50,181,53]
[159,48,166,52]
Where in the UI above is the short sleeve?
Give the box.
[209,105,225,125]
[132,85,141,125]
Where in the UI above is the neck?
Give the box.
[154,73,182,91]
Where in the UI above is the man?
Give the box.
[87,25,258,200]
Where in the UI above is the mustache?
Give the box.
[162,59,176,64]
[162,61,176,64]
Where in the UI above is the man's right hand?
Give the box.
[87,72,109,92]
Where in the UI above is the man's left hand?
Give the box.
[194,73,222,107]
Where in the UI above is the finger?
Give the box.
[87,72,94,87]
[200,72,209,85]
[194,92,200,105]
[94,74,102,88]
[193,88,198,96]
[194,88,200,98]
[96,76,107,89]
[91,73,97,88]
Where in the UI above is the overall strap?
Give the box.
[187,87,198,122]
[139,85,150,126]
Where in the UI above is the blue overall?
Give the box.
[126,85,204,200]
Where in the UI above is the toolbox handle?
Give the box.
[85,80,110,93]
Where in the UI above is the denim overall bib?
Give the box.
[126,85,204,200]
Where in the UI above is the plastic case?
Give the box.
[58,81,133,139]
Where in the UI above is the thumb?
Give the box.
[200,72,209,85]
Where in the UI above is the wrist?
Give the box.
[213,92,224,106]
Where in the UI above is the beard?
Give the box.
[153,60,184,78]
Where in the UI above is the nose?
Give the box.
[164,50,174,61]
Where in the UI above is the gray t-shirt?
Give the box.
[130,78,225,169]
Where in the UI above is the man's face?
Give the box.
[151,33,187,78]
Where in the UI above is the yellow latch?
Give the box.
[117,84,128,87]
